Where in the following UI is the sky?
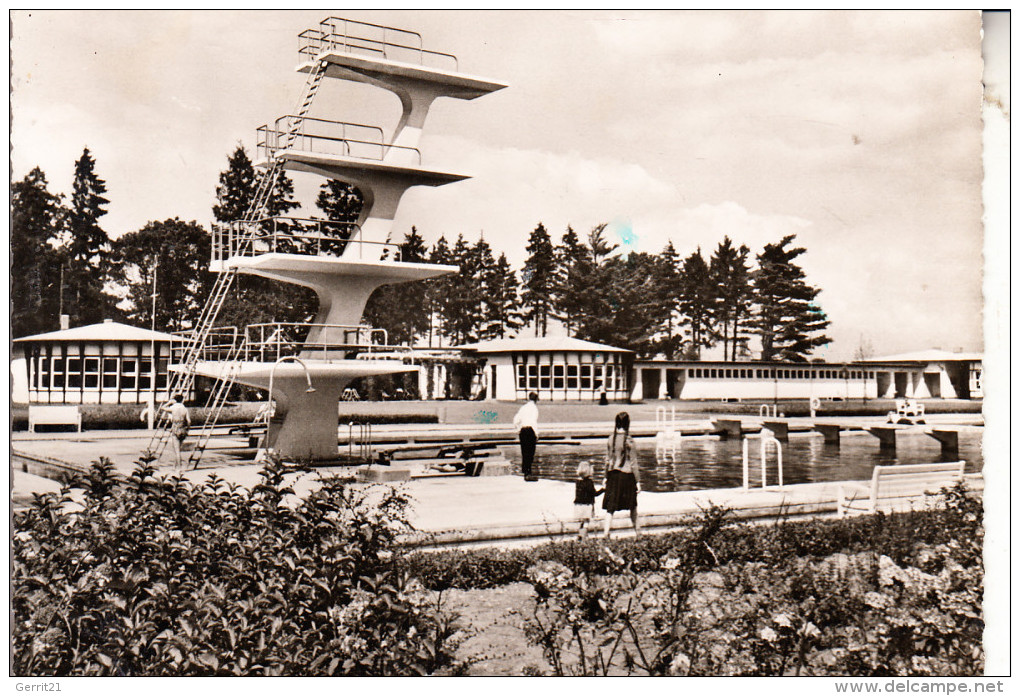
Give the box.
[9,10,990,360]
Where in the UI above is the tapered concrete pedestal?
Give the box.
[192,360,412,461]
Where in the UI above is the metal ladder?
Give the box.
[147,59,328,463]
[186,337,248,468]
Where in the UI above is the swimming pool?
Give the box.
[506,431,984,492]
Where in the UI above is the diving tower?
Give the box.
[173,17,505,463]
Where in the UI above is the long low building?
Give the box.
[633,351,983,402]
[634,360,882,402]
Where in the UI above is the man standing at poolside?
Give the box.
[513,392,540,481]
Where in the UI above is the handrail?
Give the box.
[742,431,784,490]
[211,216,401,263]
[297,16,458,71]
[257,115,422,165]
[172,322,411,364]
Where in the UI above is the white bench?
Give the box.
[28,405,82,432]
[837,461,965,517]
[888,399,925,424]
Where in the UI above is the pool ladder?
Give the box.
[655,405,682,462]
[348,421,372,462]
[742,428,783,491]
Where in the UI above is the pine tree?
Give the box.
[482,253,523,339]
[426,236,454,346]
[654,240,684,359]
[751,234,832,362]
[212,144,256,224]
[678,248,717,359]
[521,223,557,337]
[65,148,117,326]
[587,223,617,264]
[573,252,669,357]
[553,225,590,336]
[212,145,315,327]
[314,180,364,254]
[362,227,432,345]
[11,168,67,336]
[443,235,484,344]
[709,236,752,361]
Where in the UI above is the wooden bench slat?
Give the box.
[838,461,965,518]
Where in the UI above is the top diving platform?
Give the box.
[296,16,508,99]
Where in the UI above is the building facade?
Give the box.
[12,320,178,405]
[856,350,983,399]
[632,360,881,402]
[458,336,634,402]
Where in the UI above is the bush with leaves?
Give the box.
[516,506,730,676]
[513,487,982,677]
[12,456,465,676]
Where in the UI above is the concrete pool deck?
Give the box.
[11,415,984,547]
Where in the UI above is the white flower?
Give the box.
[760,627,779,642]
[662,557,682,570]
[668,652,691,675]
[773,613,793,628]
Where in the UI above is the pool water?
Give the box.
[508,432,983,493]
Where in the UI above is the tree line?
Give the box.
[11,146,831,361]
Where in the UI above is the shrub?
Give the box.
[12,456,465,676]
[508,489,983,677]
[406,488,982,591]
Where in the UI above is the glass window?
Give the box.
[553,364,565,389]
[539,364,551,389]
[122,358,137,390]
[103,358,119,389]
[36,358,48,389]
[527,365,538,389]
[52,358,65,388]
[580,364,592,390]
[566,364,578,389]
[84,358,100,389]
[139,359,153,390]
[67,358,82,388]
[156,358,169,389]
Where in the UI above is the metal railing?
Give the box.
[298,16,458,72]
[742,431,784,491]
[211,216,401,263]
[172,323,413,364]
[348,421,373,462]
[256,115,421,165]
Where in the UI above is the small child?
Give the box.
[574,461,604,539]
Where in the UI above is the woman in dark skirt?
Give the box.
[602,412,640,537]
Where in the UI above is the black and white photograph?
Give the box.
[8,9,1009,683]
